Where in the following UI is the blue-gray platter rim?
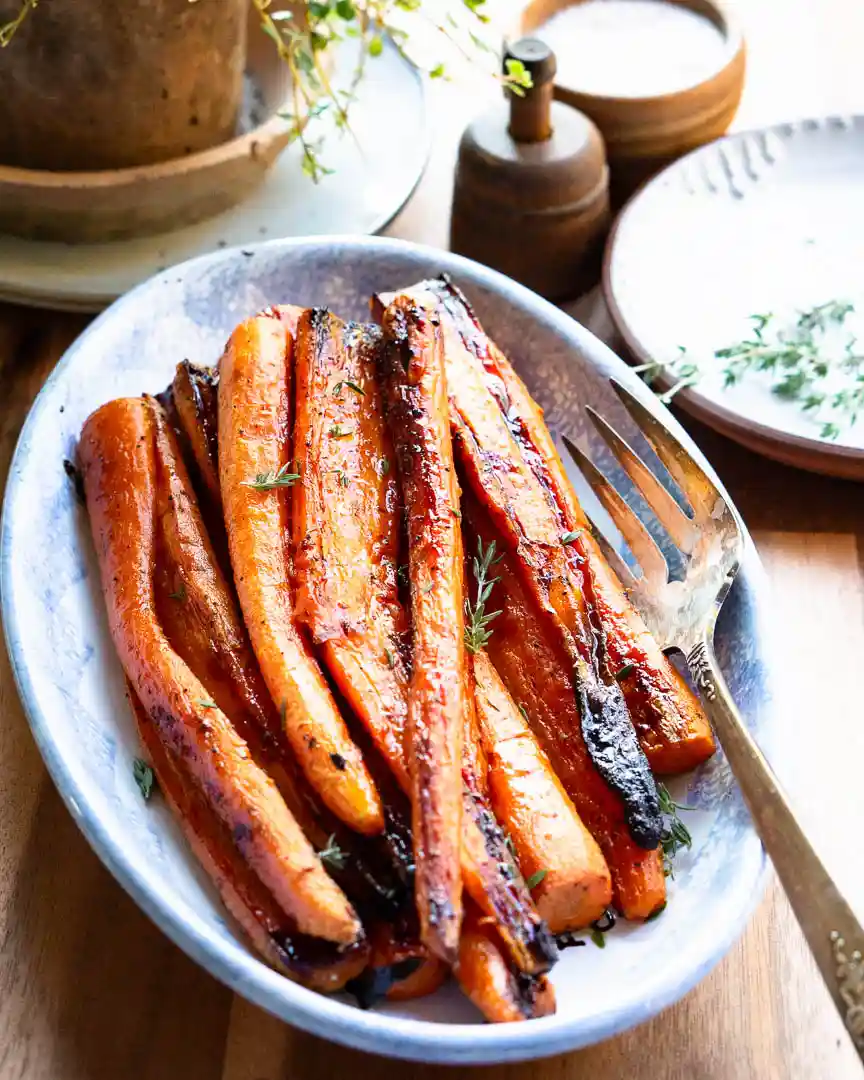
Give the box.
[0,236,774,1065]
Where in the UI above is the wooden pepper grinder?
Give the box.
[450,38,610,302]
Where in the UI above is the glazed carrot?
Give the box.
[375,284,662,852]
[456,903,556,1023]
[364,919,449,1003]
[464,494,666,920]
[80,397,361,944]
[218,313,384,836]
[292,309,409,791]
[385,276,713,776]
[460,675,557,975]
[155,354,417,919]
[150,398,285,761]
[170,360,222,510]
[472,650,612,932]
[127,683,369,991]
[380,296,465,965]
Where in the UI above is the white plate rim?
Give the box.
[602,114,864,476]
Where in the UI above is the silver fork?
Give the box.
[562,379,864,1062]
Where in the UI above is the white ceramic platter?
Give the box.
[0,39,428,313]
[604,115,864,480]
[1,237,776,1064]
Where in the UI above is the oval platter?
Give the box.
[0,236,776,1064]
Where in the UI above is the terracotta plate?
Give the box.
[0,38,428,312]
[604,115,864,480]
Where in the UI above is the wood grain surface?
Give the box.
[2,2,864,1076]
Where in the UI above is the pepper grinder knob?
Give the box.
[506,38,556,143]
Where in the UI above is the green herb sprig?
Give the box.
[252,0,533,181]
[657,782,693,878]
[318,834,347,871]
[244,462,302,490]
[464,537,502,654]
[716,302,863,439]
[133,758,157,801]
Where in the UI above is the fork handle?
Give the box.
[687,632,864,1060]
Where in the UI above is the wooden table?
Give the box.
[2,4,864,1078]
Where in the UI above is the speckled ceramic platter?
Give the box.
[604,115,864,480]
[0,237,776,1064]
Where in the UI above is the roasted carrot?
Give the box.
[149,395,410,916]
[170,361,222,509]
[150,398,285,760]
[290,306,552,971]
[456,902,556,1023]
[127,682,369,991]
[382,276,714,776]
[218,313,384,836]
[292,309,409,791]
[80,397,362,944]
[363,917,449,1003]
[380,296,466,965]
[375,285,662,852]
[460,675,557,974]
[464,494,666,920]
[472,650,612,932]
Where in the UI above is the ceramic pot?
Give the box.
[0,0,248,170]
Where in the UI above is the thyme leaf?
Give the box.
[318,834,347,871]
[463,537,502,654]
[244,462,301,490]
[132,758,156,801]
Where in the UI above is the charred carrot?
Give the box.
[80,397,362,944]
[380,296,465,965]
[459,664,557,974]
[290,307,553,971]
[170,361,222,510]
[128,682,369,991]
[464,494,666,920]
[218,313,384,836]
[456,902,556,1023]
[292,309,409,791]
[472,650,612,932]
[392,276,714,776]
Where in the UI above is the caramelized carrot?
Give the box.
[170,361,222,510]
[218,313,384,836]
[380,296,465,965]
[386,276,713,776]
[456,903,556,1023]
[375,284,661,852]
[464,494,666,920]
[472,650,612,932]
[127,683,369,991]
[292,309,409,791]
[80,397,361,944]
[460,674,557,974]
[365,919,449,1003]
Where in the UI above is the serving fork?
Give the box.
[562,380,864,1062]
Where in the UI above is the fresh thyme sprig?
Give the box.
[132,758,157,801]
[243,462,302,490]
[0,0,36,46]
[657,782,693,878]
[716,302,863,439]
[318,834,348,871]
[464,537,502,654]
[633,345,700,404]
[252,0,533,181]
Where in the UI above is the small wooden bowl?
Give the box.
[0,12,295,243]
[516,0,746,203]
